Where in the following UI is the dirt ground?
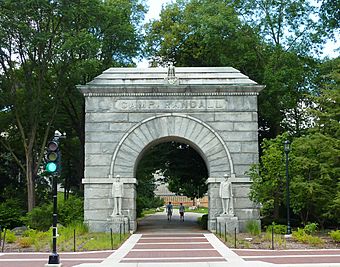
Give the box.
[220,232,340,250]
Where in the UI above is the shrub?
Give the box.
[329,230,340,242]
[246,220,261,236]
[58,196,84,225]
[23,205,52,231]
[0,199,23,229]
[292,228,324,246]
[266,223,287,235]
[199,214,208,230]
[4,230,16,243]
[304,222,318,235]
[18,237,33,248]
[23,195,84,231]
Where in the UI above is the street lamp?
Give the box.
[284,140,291,235]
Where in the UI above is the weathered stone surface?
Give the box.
[80,67,264,233]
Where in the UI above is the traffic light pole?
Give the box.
[48,173,60,265]
[46,130,65,267]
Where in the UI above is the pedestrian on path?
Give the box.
[166,202,173,221]
[179,203,185,221]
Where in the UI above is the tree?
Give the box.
[0,0,146,210]
[145,0,322,140]
[248,134,288,220]
[136,141,208,204]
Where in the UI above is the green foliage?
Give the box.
[329,230,340,242]
[292,228,324,246]
[136,196,164,218]
[245,220,261,236]
[0,199,23,229]
[0,0,146,211]
[198,214,208,230]
[266,223,287,235]
[303,223,318,235]
[23,205,53,231]
[248,133,288,219]
[4,230,16,243]
[23,195,84,231]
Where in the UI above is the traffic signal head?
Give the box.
[45,140,59,173]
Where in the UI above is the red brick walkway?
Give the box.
[120,233,227,263]
[233,249,340,265]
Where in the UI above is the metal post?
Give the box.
[48,174,60,264]
[1,229,6,252]
[120,223,122,242]
[224,223,227,242]
[234,227,237,248]
[110,228,113,250]
[73,229,76,252]
[123,220,125,235]
[284,140,292,235]
[0,226,2,248]
[271,227,274,250]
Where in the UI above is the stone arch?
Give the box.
[109,114,234,179]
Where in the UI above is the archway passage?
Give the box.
[135,141,209,231]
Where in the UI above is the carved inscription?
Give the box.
[115,99,226,111]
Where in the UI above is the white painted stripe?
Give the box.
[130,249,215,251]
[136,242,209,245]
[204,233,245,264]
[102,234,141,263]
[244,254,340,259]
[140,237,205,239]
[121,256,225,261]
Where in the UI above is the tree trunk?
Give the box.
[26,154,35,211]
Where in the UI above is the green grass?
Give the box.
[185,207,208,214]
[9,223,130,252]
[140,207,164,218]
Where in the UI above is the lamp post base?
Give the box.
[45,253,62,267]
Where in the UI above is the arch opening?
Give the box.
[135,139,209,231]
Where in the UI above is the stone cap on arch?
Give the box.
[78,67,265,95]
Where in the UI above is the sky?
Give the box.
[137,0,339,67]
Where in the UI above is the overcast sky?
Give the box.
[137,0,338,67]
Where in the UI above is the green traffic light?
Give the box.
[46,162,57,173]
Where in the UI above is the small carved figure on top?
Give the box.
[167,62,176,78]
[165,62,179,85]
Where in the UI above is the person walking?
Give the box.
[179,203,185,221]
[166,202,173,221]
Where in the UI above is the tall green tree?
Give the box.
[0,0,146,210]
[136,141,208,203]
[145,0,322,140]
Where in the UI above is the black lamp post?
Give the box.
[284,140,292,235]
